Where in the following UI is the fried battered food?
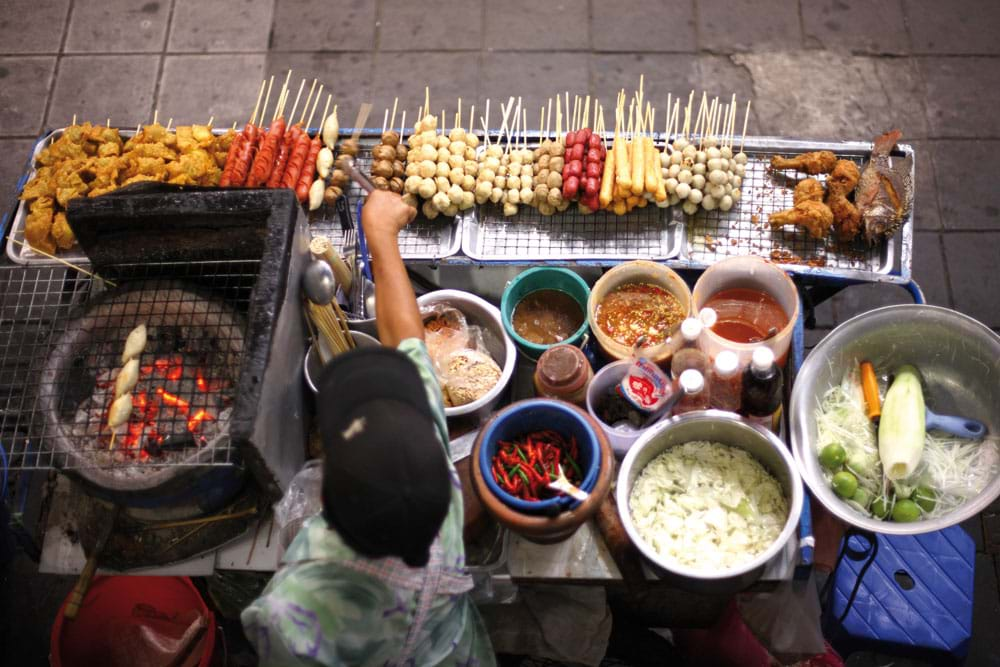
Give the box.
[826,159,860,197]
[793,178,825,205]
[771,150,838,175]
[769,200,834,239]
[17,121,231,255]
[828,194,862,241]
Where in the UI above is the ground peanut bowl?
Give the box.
[790,304,1000,535]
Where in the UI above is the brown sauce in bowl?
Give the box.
[512,289,585,345]
[703,288,789,343]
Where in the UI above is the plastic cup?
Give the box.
[586,360,646,458]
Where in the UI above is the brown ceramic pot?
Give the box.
[471,401,614,544]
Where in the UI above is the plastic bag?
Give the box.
[274,459,323,549]
[736,570,827,664]
[421,304,502,407]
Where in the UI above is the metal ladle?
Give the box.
[302,260,336,306]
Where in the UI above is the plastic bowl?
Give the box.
[790,304,1000,535]
[417,290,517,421]
[585,360,646,458]
[477,399,602,514]
[617,411,803,593]
[500,267,591,360]
[587,260,691,365]
[691,256,799,367]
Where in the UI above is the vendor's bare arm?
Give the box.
[362,190,421,347]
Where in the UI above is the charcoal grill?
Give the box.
[1,187,310,518]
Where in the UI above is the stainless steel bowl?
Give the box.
[416,289,517,421]
[790,304,1000,535]
[617,411,804,593]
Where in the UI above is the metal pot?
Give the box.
[790,304,1000,535]
[617,411,803,593]
[416,289,517,421]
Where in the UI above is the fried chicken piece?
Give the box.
[827,159,860,198]
[828,195,861,241]
[124,142,177,161]
[51,211,76,249]
[24,197,56,254]
[793,178,825,205]
[771,150,838,175]
[769,200,834,239]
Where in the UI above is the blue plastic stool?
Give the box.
[823,526,974,665]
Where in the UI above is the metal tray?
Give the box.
[6,129,92,266]
[461,136,682,263]
[668,137,914,284]
[306,133,462,262]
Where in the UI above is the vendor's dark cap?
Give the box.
[317,347,450,567]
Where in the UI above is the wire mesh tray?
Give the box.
[671,137,914,283]
[306,134,461,262]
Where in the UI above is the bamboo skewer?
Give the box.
[740,100,751,153]
[8,238,116,286]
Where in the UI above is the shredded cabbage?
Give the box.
[814,364,1000,520]
[629,441,788,572]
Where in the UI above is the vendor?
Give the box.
[242,191,496,666]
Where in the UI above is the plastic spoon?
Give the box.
[925,407,987,440]
[548,464,589,502]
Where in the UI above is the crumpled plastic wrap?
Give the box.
[273,459,323,550]
[421,303,501,408]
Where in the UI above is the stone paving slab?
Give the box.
[0,0,70,54]
[265,52,373,130]
[370,51,481,128]
[47,55,159,129]
[482,52,589,129]
[0,57,56,136]
[905,0,1000,55]
[909,232,951,307]
[802,0,910,55]
[919,57,1000,139]
[909,140,941,231]
[590,53,699,113]
[930,140,1000,231]
[592,0,696,53]
[942,232,1000,328]
[733,53,928,140]
[697,0,802,53]
[0,139,37,205]
[379,0,482,52]
[157,54,266,127]
[64,0,170,53]
[485,0,588,52]
[271,0,374,51]
[168,0,274,53]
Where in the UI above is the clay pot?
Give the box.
[471,399,614,544]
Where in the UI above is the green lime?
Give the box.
[871,496,891,519]
[914,486,937,513]
[851,487,873,509]
[892,499,921,523]
[819,443,846,470]
[832,471,858,499]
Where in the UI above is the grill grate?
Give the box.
[683,148,887,272]
[465,201,680,262]
[0,260,256,472]
[305,140,461,261]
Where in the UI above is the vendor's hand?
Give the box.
[361,190,417,253]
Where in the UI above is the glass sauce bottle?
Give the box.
[741,346,783,431]
[673,369,710,415]
[708,349,741,412]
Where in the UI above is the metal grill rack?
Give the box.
[305,136,462,262]
[463,201,682,262]
[0,260,257,472]
[676,138,908,281]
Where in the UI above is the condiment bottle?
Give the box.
[673,369,710,415]
[670,317,709,379]
[534,344,593,406]
[741,346,783,431]
[708,350,741,412]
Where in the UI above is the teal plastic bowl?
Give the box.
[501,267,591,360]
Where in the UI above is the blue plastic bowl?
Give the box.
[477,399,602,514]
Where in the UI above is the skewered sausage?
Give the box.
[295,136,323,203]
[246,117,286,187]
[266,124,301,188]
[281,133,313,190]
[219,132,245,187]
[229,124,259,187]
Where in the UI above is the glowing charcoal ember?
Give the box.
[187,409,214,433]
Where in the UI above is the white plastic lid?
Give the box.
[698,307,718,328]
[750,346,776,373]
[680,317,703,342]
[714,350,739,377]
[679,369,705,394]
